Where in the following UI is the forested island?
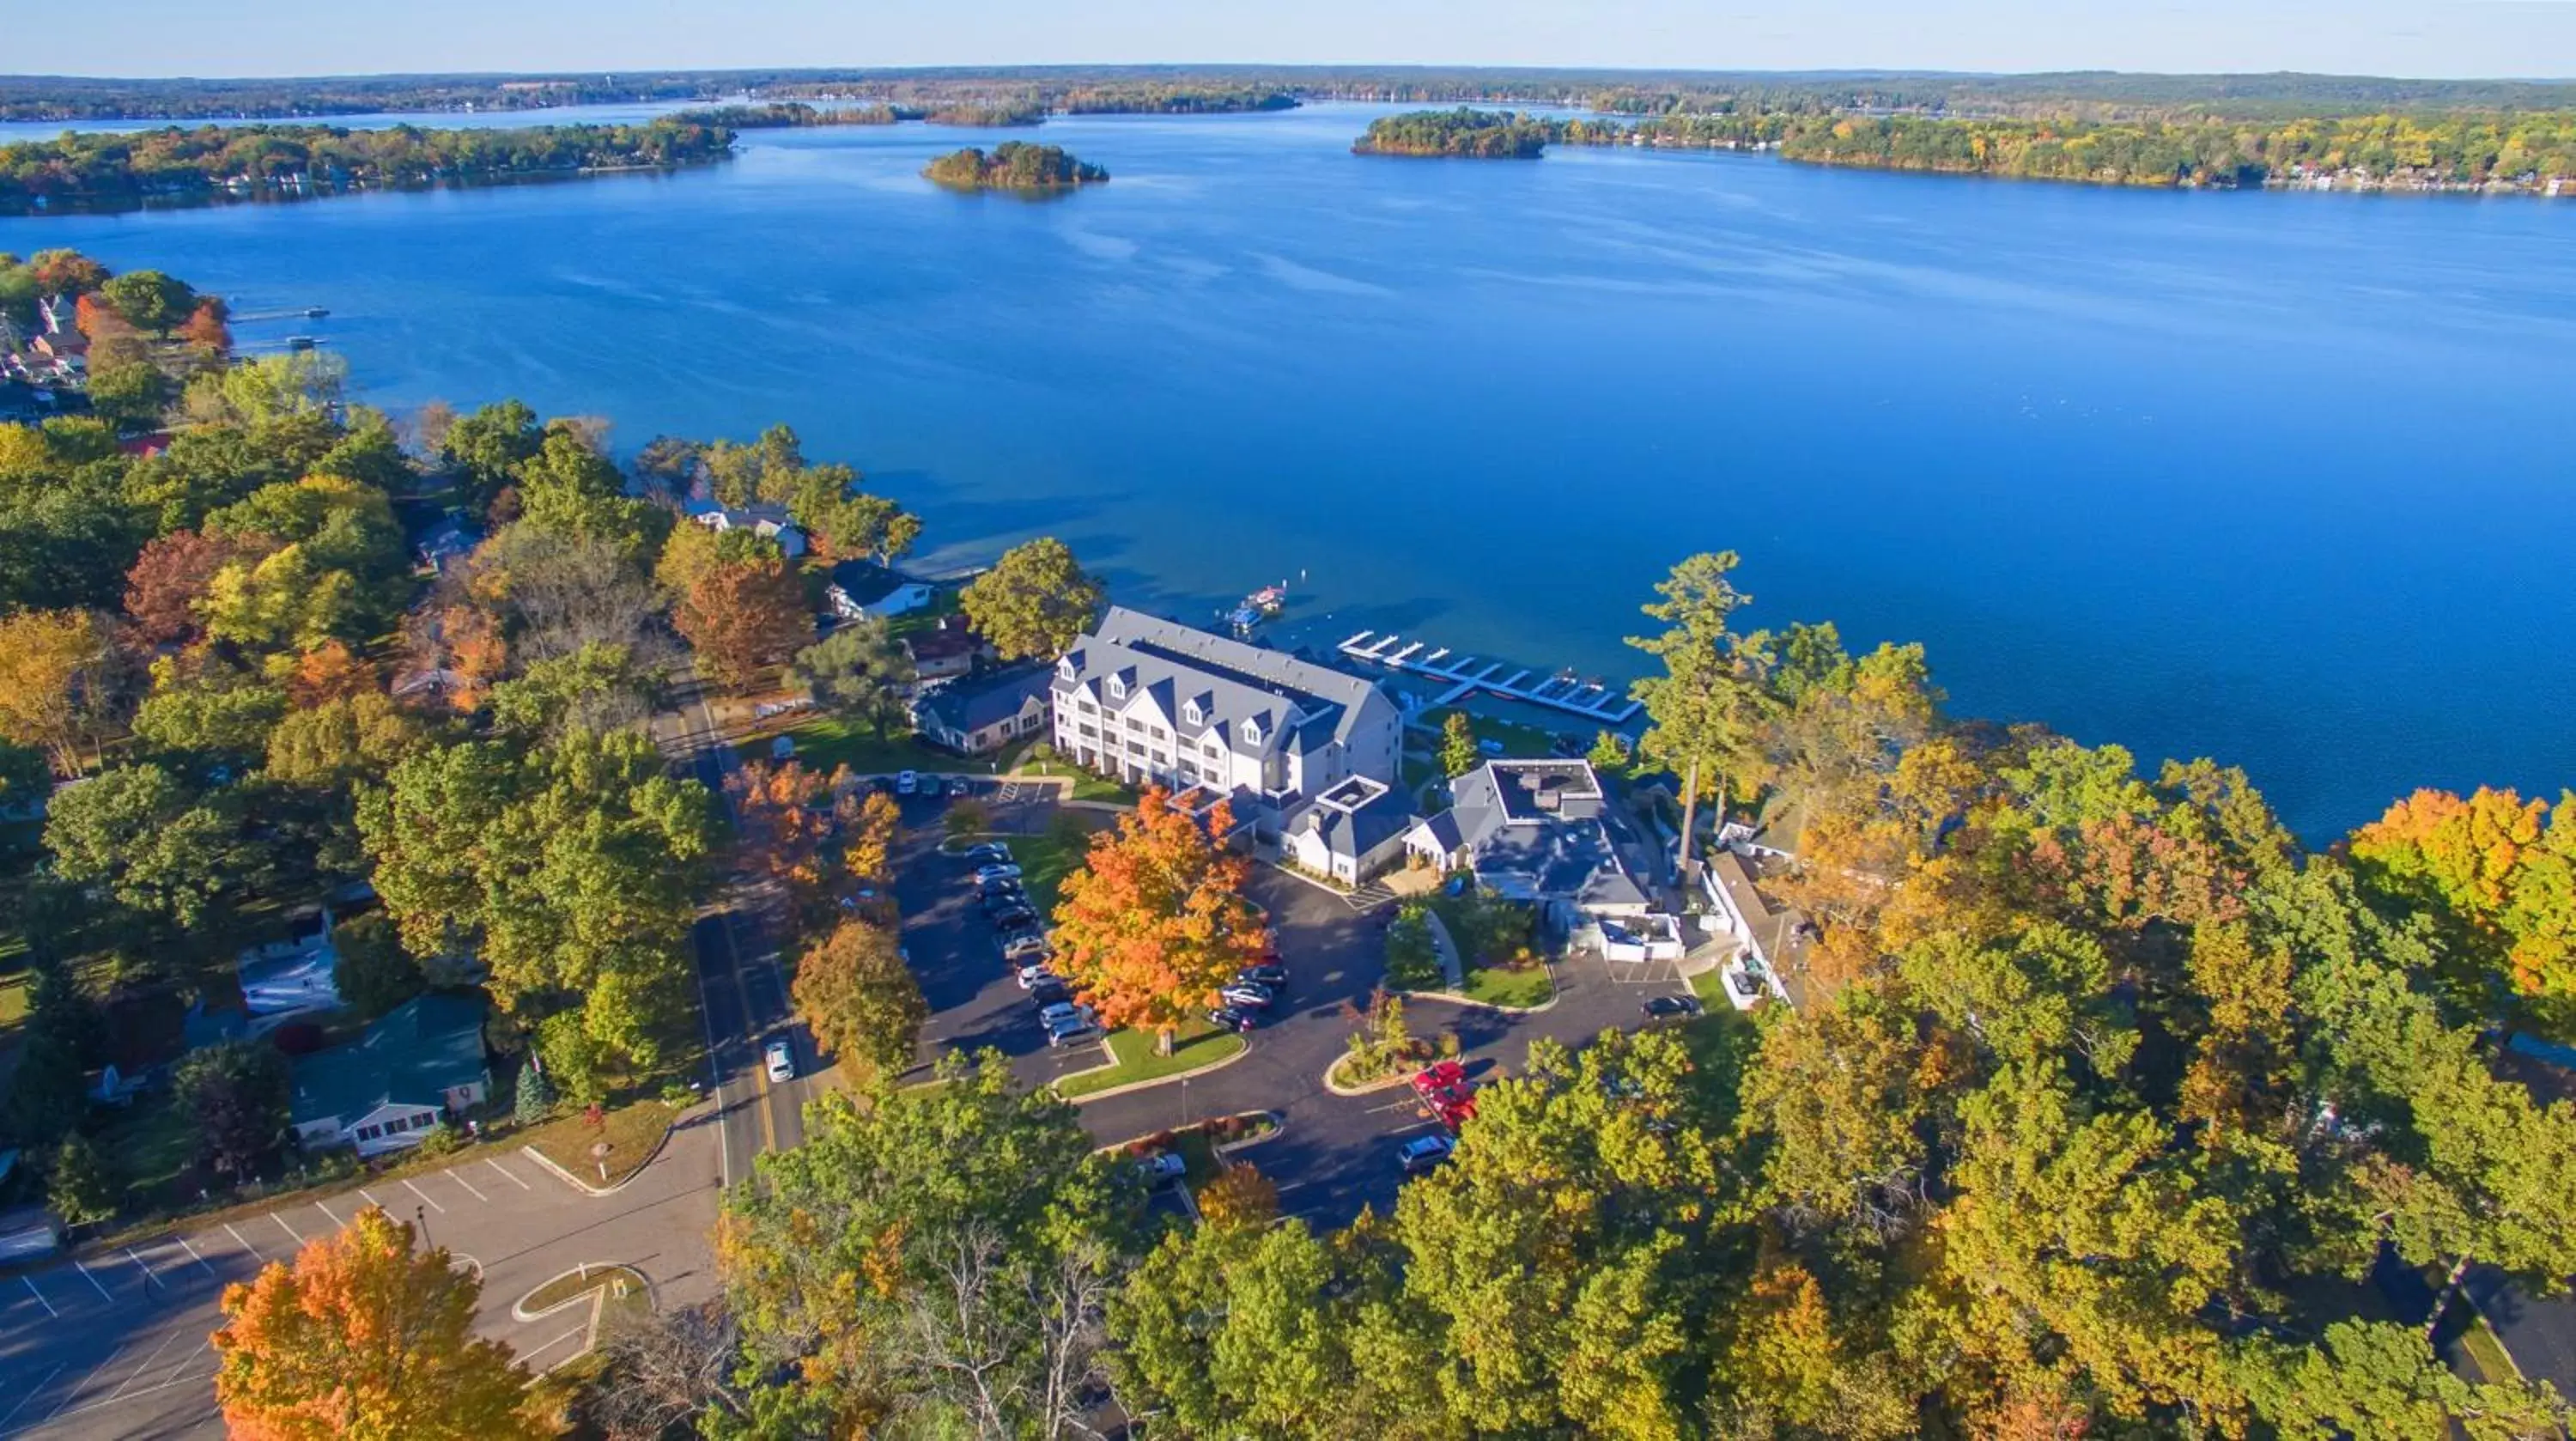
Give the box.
[0,119,737,212]
[666,101,908,129]
[1355,103,2576,192]
[1352,107,1558,158]
[921,143,1107,191]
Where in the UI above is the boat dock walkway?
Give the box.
[1337,631,1641,725]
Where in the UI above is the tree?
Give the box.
[726,760,848,915]
[720,1052,1132,1437]
[214,1204,560,1440]
[676,555,815,692]
[46,763,244,926]
[2237,1319,2569,1441]
[46,1134,118,1230]
[791,918,928,1084]
[0,607,113,775]
[87,359,174,428]
[264,690,427,791]
[1050,787,1270,1054]
[1625,550,1767,876]
[132,675,288,763]
[1109,1217,1378,1439]
[331,912,424,1020]
[957,537,1103,662]
[788,617,915,738]
[173,1039,291,1183]
[845,789,901,888]
[100,269,195,334]
[179,295,233,351]
[1439,710,1480,779]
[589,1301,749,1441]
[486,640,661,736]
[1586,728,1630,774]
[1194,1162,1279,1231]
[125,530,259,645]
[440,398,542,511]
[28,247,109,295]
[512,1060,556,1124]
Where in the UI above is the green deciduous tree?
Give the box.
[45,762,245,926]
[957,536,1103,662]
[789,918,928,1085]
[173,1039,291,1183]
[789,617,916,738]
[100,268,196,334]
[1438,710,1479,779]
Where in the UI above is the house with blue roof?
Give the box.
[290,994,492,1158]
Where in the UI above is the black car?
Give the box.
[1235,963,1288,990]
[1030,980,1072,1009]
[978,878,1025,903]
[989,905,1037,931]
[1209,1006,1259,1033]
[1640,994,1704,1020]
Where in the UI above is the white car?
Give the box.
[895,770,920,795]
[1038,1000,1091,1031]
[1017,964,1060,990]
[1138,1152,1188,1184]
[764,1039,795,1084]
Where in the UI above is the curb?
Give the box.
[1214,1111,1286,1158]
[1058,1034,1255,1104]
[1389,981,1561,1017]
[1322,1060,1424,1097]
[510,1263,655,1322]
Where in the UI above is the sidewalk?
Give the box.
[1424,909,1467,990]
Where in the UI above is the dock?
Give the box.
[1337,631,1641,726]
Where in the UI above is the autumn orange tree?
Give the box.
[1050,787,1270,1054]
[727,760,855,918]
[2351,786,2576,999]
[212,1204,560,1440]
[0,607,115,775]
[844,789,901,894]
[675,555,815,693]
[791,916,927,1084]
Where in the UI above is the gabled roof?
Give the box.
[829,559,924,607]
[1288,780,1415,861]
[917,666,1052,734]
[1415,759,1642,908]
[290,994,488,1127]
[1053,606,1397,760]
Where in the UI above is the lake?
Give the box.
[5,101,2570,837]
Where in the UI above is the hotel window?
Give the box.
[1127,716,1146,733]
[1151,726,1168,741]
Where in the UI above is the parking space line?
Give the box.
[485,1156,533,1189]
[447,1167,488,1202]
[123,1247,166,1290]
[358,1186,390,1210]
[48,1342,125,1420]
[401,1177,448,1213]
[270,1211,306,1247]
[313,1198,348,1228]
[162,1336,211,1387]
[0,1365,64,1430]
[224,1221,266,1262]
[71,1259,112,1302]
[21,1274,58,1316]
[177,1237,219,1280]
[109,1329,186,1400]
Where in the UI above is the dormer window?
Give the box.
[1241,715,1265,745]
[1057,657,1078,681]
[1182,700,1203,727]
[1107,675,1127,701]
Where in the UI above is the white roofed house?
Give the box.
[1049,607,1402,835]
[827,560,934,621]
[683,499,807,558]
[1406,758,1661,932]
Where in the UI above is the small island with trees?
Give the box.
[1352,107,1559,158]
[921,142,1108,192]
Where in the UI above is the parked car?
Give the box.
[963,842,1012,866]
[989,905,1037,932]
[1038,1000,1091,1031]
[896,770,920,795]
[764,1038,796,1084]
[1030,979,1071,1008]
[980,880,1027,907]
[1003,934,1053,963]
[918,774,945,799]
[1411,1061,1476,1129]
[1017,964,1060,990]
[1045,1015,1099,1048]
[1235,963,1288,990]
[1640,994,1704,1020]
[1209,1005,1260,1033]
[1728,970,1765,1000]
[975,863,1024,885]
[1137,1151,1188,1184]
[1397,1134,1455,1176]
[1218,982,1275,1010]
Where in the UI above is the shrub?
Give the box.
[417,1121,463,1157]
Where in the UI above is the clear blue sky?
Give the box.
[20,0,2576,80]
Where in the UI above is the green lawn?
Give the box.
[1055,1022,1245,1099]
[1688,964,1735,1010]
[1458,960,1555,1009]
[93,1089,198,1207]
[1004,830,1085,915]
[747,717,954,776]
[521,1262,652,1318]
[1003,745,1135,804]
[523,1098,682,1189]
[1419,706,1565,762]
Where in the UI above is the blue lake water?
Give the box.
[5,101,2570,836]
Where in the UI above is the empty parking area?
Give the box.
[0,1134,720,1441]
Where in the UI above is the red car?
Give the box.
[1411,1062,1476,1131]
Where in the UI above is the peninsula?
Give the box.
[922,142,1108,191]
[0,118,737,212]
[1352,107,1557,158]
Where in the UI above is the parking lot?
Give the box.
[0,1116,721,1440]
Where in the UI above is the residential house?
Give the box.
[38,294,79,336]
[235,907,343,1018]
[1702,848,1814,1008]
[914,667,1052,756]
[683,499,806,558]
[1049,607,1403,831]
[827,560,934,621]
[905,614,986,681]
[1406,759,1656,926]
[290,994,493,1158]
[1281,775,1416,885]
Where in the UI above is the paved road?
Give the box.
[0,1119,721,1440]
[2465,1268,2576,1398]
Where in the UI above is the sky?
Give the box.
[15,0,2576,79]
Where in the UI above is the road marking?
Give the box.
[313,1198,348,1228]
[270,1211,306,1246]
[359,1186,390,1209]
[72,1259,112,1302]
[224,1221,265,1262]
[446,1168,489,1202]
[402,1177,448,1213]
[21,1275,58,1316]
[125,1248,167,1289]
[177,1237,219,1280]
[485,1157,533,1190]
[0,1365,64,1429]
[162,1336,212,1387]
[109,1329,187,1399]
[48,1342,125,1420]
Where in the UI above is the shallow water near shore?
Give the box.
[7,100,2570,836]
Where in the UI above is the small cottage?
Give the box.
[291,995,492,1158]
